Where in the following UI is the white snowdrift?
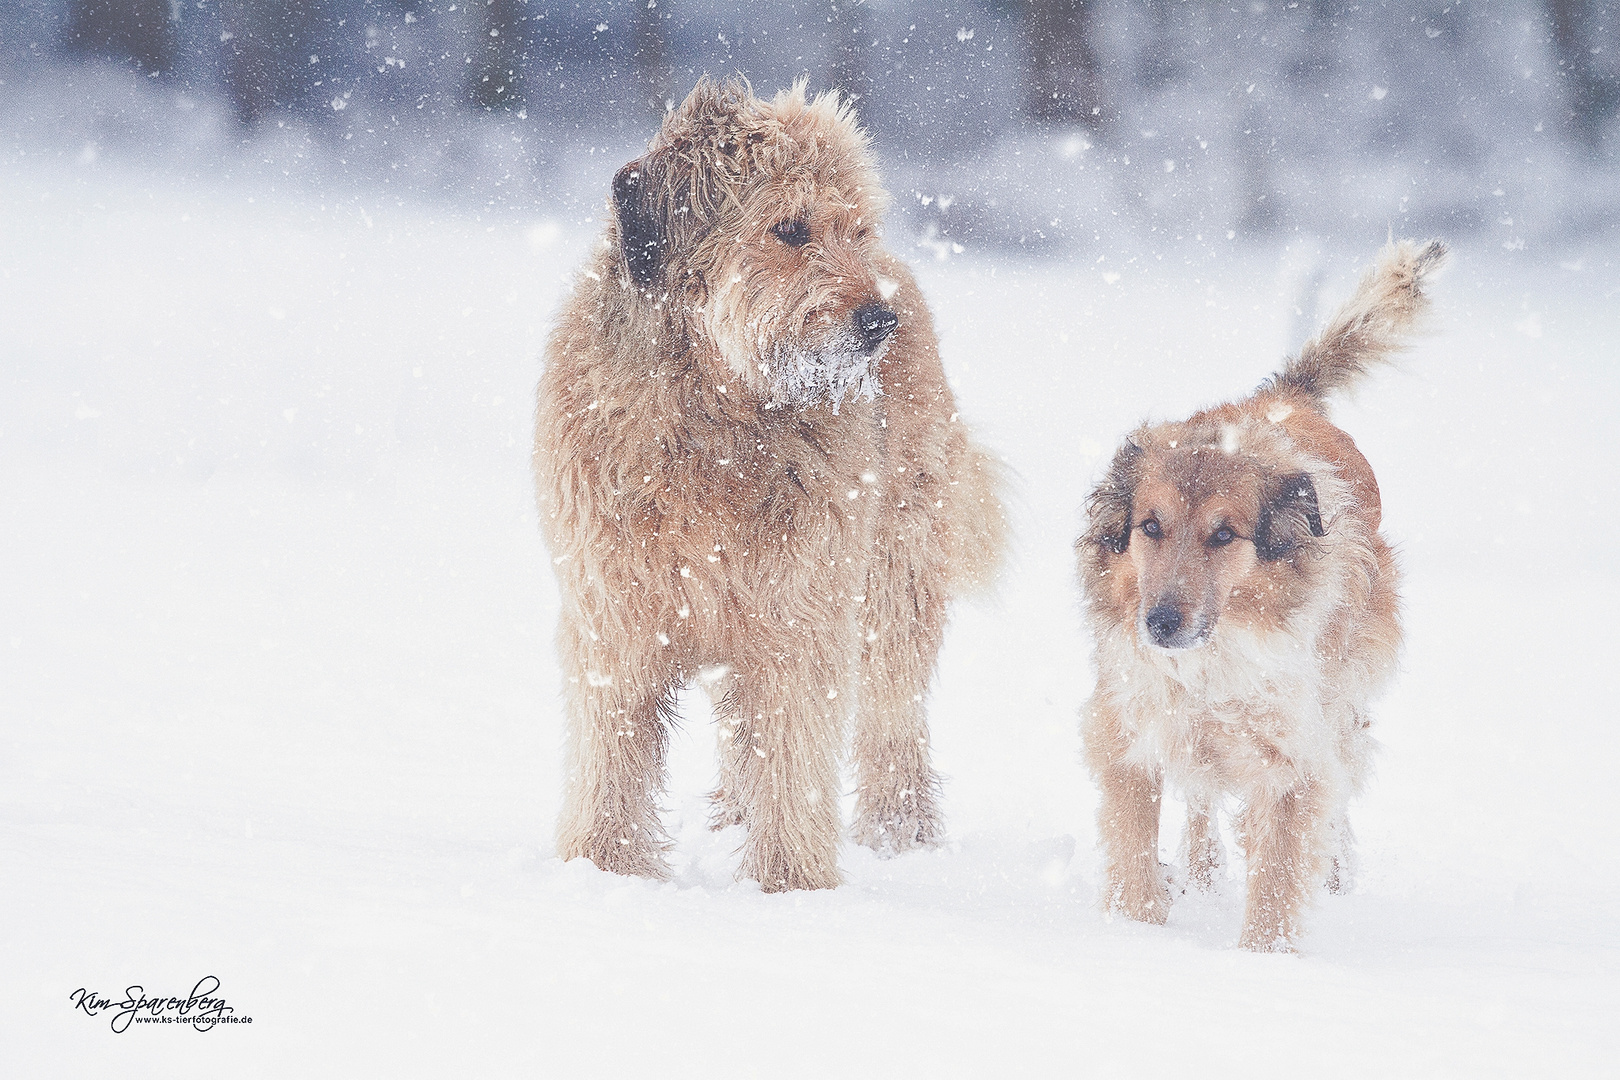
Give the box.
[2,158,1617,1076]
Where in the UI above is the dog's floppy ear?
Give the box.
[612,159,664,289]
[612,79,759,292]
[1255,472,1326,561]
[1084,440,1143,555]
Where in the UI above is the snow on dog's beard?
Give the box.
[765,324,883,412]
[706,276,885,414]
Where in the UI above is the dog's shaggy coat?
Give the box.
[535,79,1006,891]
[1077,239,1445,949]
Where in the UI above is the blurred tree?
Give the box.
[633,0,674,120]
[1234,94,1282,235]
[1135,0,1177,89]
[217,1,323,125]
[1022,0,1104,128]
[1547,0,1620,145]
[64,0,176,72]
[1283,0,1343,90]
[830,0,871,105]
[468,0,527,109]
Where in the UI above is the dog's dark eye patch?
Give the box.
[772,220,811,247]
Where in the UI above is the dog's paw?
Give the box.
[1238,905,1303,952]
[1107,864,1173,925]
[851,806,944,857]
[852,773,945,856]
[1238,927,1300,954]
[558,828,672,882]
[742,852,841,893]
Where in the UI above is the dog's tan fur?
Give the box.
[535,79,1006,891]
[1077,239,1445,949]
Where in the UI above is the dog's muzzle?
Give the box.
[1143,601,1211,651]
[767,305,896,412]
[853,304,899,354]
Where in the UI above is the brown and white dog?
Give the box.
[1077,239,1445,950]
[534,79,1006,892]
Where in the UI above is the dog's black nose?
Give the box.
[1145,603,1183,646]
[853,304,899,352]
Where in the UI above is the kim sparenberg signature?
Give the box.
[70,976,250,1033]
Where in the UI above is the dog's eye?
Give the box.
[1208,526,1236,547]
[1141,519,1162,539]
[772,220,811,247]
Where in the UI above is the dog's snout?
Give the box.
[1145,603,1184,647]
[853,304,899,352]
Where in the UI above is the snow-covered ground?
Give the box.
[3,154,1618,1076]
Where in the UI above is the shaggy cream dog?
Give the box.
[534,79,1006,891]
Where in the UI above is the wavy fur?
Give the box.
[1265,238,1447,403]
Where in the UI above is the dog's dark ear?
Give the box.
[1255,472,1326,561]
[612,159,663,289]
[1084,440,1143,555]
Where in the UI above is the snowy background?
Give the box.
[4,2,1619,1075]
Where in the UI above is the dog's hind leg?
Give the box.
[1183,798,1225,893]
[703,679,747,830]
[1324,814,1357,894]
[721,646,847,892]
[553,614,678,880]
[1084,699,1172,924]
[1236,778,1332,951]
[851,550,948,855]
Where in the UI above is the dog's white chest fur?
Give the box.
[1103,625,1351,799]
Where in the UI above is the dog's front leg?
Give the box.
[1084,699,1171,924]
[553,614,676,880]
[851,553,948,855]
[1237,778,1329,951]
[721,654,847,892]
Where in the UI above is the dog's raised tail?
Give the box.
[1266,238,1447,403]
